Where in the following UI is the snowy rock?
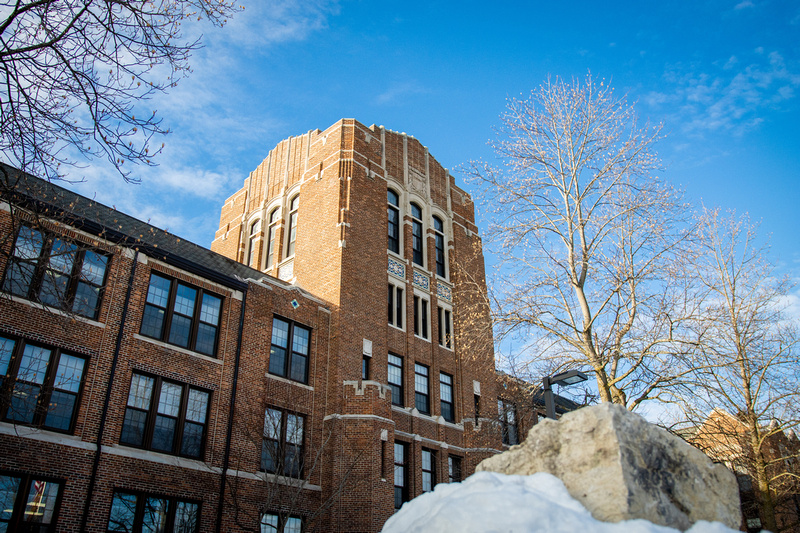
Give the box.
[476,403,740,531]
[382,471,741,533]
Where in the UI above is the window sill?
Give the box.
[388,323,405,333]
[265,372,314,391]
[133,334,222,364]
[414,335,431,343]
[4,294,106,328]
[387,250,407,264]
[437,343,454,352]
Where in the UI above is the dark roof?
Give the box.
[1,165,263,290]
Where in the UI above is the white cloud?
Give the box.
[734,0,754,10]
[645,50,800,136]
[375,81,429,105]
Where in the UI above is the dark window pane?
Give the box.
[108,493,138,532]
[152,414,177,452]
[143,497,168,532]
[140,305,166,339]
[54,353,84,393]
[200,294,221,325]
[168,314,192,348]
[181,422,204,458]
[290,353,307,383]
[0,475,20,522]
[271,319,289,348]
[72,282,100,317]
[120,409,148,446]
[173,284,197,317]
[269,346,287,376]
[0,337,16,376]
[17,345,51,384]
[284,444,301,477]
[157,382,182,417]
[8,383,41,423]
[44,390,76,430]
[261,440,278,473]
[145,274,171,307]
[174,501,199,533]
[80,250,108,286]
[292,327,309,355]
[185,389,208,424]
[194,323,217,356]
[3,260,36,297]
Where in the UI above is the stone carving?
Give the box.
[477,403,741,531]
[436,281,452,302]
[388,257,405,279]
[413,270,429,291]
[409,167,426,195]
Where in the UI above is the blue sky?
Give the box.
[68,0,799,290]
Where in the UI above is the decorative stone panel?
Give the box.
[413,270,429,291]
[388,256,405,280]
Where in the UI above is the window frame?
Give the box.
[421,448,436,493]
[413,294,429,340]
[2,224,110,320]
[247,219,261,268]
[268,316,312,385]
[0,471,65,532]
[285,195,299,259]
[393,441,409,510]
[265,208,280,269]
[410,202,424,267]
[498,398,519,446]
[387,283,404,330]
[106,489,201,533]
[437,306,452,349]
[139,272,223,357]
[119,372,211,460]
[388,353,404,407]
[414,363,430,414]
[361,355,370,380]
[432,215,446,278]
[387,189,401,255]
[260,512,303,533]
[439,372,455,423]
[448,455,462,483]
[261,407,305,479]
[0,335,88,433]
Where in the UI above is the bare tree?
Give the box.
[0,0,239,183]
[467,74,698,409]
[669,209,800,532]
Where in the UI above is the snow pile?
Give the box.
[382,472,743,533]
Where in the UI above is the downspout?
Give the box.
[79,249,139,531]
[215,286,248,532]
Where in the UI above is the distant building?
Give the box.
[687,409,800,533]
[0,119,542,531]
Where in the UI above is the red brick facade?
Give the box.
[0,119,513,532]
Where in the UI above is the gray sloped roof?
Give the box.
[1,165,262,290]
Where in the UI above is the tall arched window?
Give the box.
[286,196,299,258]
[388,189,400,254]
[247,220,260,268]
[410,202,423,267]
[265,208,280,269]
[433,216,445,278]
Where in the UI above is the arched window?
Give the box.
[247,220,260,268]
[265,208,280,269]
[433,216,446,278]
[388,189,400,254]
[286,196,299,258]
[410,202,423,266]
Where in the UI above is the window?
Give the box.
[414,363,430,414]
[410,203,424,266]
[440,373,454,423]
[413,295,429,340]
[139,273,223,357]
[261,513,302,533]
[448,455,462,483]
[437,307,452,349]
[0,473,63,532]
[120,373,210,459]
[2,225,109,319]
[474,394,481,424]
[387,284,403,329]
[286,196,299,258]
[362,355,370,380]
[0,336,86,432]
[388,354,404,407]
[498,399,519,445]
[262,408,304,478]
[265,209,280,269]
[107,490,199,532]
[387,189,400,254]
[268,317,311,384]
[421,448,436,492]
[433,216,446,278]
[394,442,408,509]
[247,220,261,268]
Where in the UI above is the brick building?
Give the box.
[0,119,521,532]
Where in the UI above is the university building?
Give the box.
[0,119,531,532]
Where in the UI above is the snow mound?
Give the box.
[382,472,742,533]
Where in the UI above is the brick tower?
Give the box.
[211,119,502,531]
